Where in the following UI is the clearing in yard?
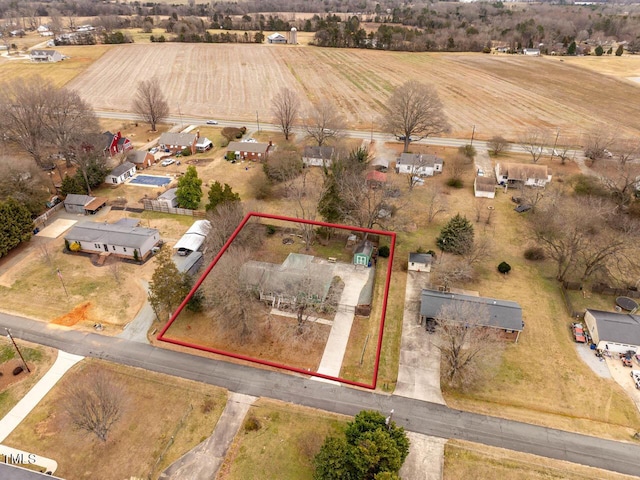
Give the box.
[67,44,640,139]
[158,212,395,389]
[218,398,349,480]
[3,360,227,480]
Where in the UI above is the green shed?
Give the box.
[353,240,374,266]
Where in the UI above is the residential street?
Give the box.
[2,312,640,477]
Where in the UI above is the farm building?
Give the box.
[64,219,161,260]
[396,153,443,177]
[227,141,272,161]
[173,220,212,256]
[419,289,524,342]
[474,176,496,199]
[63,194,107,215]
[106,161,136,184]
[159,132,197,155]
[495,163,551,188]
[240,253,336,307]
[408,253,432,272]
[289,27,298,44]
[523,48,541,56]
[302,146,335,167]
[157,188,178,208]
[102,131,133,157]
[365,170,387,187]
[584,309,640,354]
[30,49,62,62]
[127,150,155,169]
[353,240,374,266]
[267,33,287,44]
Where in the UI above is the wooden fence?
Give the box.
[142,199,205,218]
[34,202,65,228]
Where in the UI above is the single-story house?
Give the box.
[419,289,524,342]
[267,32,287,44]
[495,163,552,188]
[366,170,387,187]
[353,240,374,266]
[106,161,136,184]
[396,153,443,177]
[584,309,640,354]
[63,194,107,215]
[523,48,541,56]
[371,157,389,172]
[227,141,272,161]
[195,136,213,152]
[157,188,178,208]
[159,132,198,155]
[102,131,133,157]
[302,146,335,167]
[173,220,212,256]
[37,25,50,34]
[408,253,433,272]
[474,176,496,199]
[30,49,62,62]
[64,219,161,261]
[127,150,155,169]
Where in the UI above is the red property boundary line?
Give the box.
[157,212,396,390]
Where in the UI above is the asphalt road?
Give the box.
[2,312,640,477]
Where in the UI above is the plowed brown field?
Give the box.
[67,43,640,140]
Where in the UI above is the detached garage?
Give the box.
[584,309,640,354]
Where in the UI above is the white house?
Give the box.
[408,253,432,272]
[495,163,551,188]
[474,176,496,199]
[64,219,161,260]
[584,309,640,354]
[523,48,541,56]
[195,136,213,152]
[106,161,136,185]
[302,146,335,167]
[395,153,443,177]
[30,49,62,62]
[267,32,287,44]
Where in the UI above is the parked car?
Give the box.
[149,147,158,154]
[571,323,586,343]
[206,119,218,125]
[631,370,640,389]
[621,351,635,367]
[477,168,485,177]
[45,196,61,209]
[514,204,533,213]
[161,159,175,167]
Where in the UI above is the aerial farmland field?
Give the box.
[65,43,640,140]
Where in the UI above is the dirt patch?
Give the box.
[51,302,92,326]
[0,359,33,392]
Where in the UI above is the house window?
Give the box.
[123,247,127,252]
[112,246,115,251]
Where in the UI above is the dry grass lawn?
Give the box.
[97,119,172,148]
[4,360,227,480]
[219,398,348,480]
[444,439,640,480]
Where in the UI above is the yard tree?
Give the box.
[518,128,550,163]
[176,165,203,209]
[271,87,300,141]
[436,214,474,255]
[148,246,191,320]
[314,410,409,480]
[204,201,250,256]
[487,135,508,156]
[583,128,615,165]
[304,101,346,147]
[206,181,240,211]
[616,44,624,56]
[68,136,110,195]
[424,183,447,223]
[318,176,345,224]
[263,151,304,194]
[0,198,33,258]
[60,174,86,196]
[0,160,49,216]
[431,257,474,291]
[435,301,504,389]
[384,80,450,153]
[62,369,124,442]
[132,77,169,131]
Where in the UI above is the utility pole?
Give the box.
[550,127,560,160]
[256,111,260,132]
[6,329,30,373]
[470,125,476,146]
[56,268,69,300]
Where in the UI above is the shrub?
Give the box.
[446,178,463,188]
[12,366,24,376]
[498,261,511,274]
[69,241,81,252]
[265,224,277,235]
[201,397,215,414]
[378,245,390,258]
[133,249,140,262]
[181,147,192,157]
[459,144,476,159]
[244,414,261,432]
[524,246,545,261]
[250,173,272,200]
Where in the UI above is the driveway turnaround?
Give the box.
[399,432,446,480]
[2,312,640,477]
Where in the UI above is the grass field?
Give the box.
[4,360,227,480]
[65,44,640,140]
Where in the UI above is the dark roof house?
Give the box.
[584,309,640,353]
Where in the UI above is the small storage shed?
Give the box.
[353,240,374,266]
[408,253,433,272]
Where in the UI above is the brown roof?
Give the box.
[502,163,549,181]
[366,170,387,183]
[227,141,270,154]
[475,176,496,192]
[84,196,108,212]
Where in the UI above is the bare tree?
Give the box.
[62,370,124,442]
[597,162,640,208]
[304,102,346,147]
[553,144,573,165]
[612,138,640,166]
[487,135,508,156]
[424,183,447,223]
[431,257,474,291]
[519,128,550,163]
[132,77,169,132]
[435,301,504,389]
[289,170,320,251]
[204,201,252,257]
[384,80,450,153]
[463,235,493,267]
[583,128,615,166]
[271,88,300,141]
[263,150,303,195]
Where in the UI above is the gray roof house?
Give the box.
[302,146,335,167]
[159,132,197,154]
[584,309,640,354]
[30,49,62,62]
[64,219,161,261]
[408,253,433,272]
[63,194,107,215]
[420,289,524,342]
[396,153,443,176]
[157,188,178,208]
[105,161,136,185]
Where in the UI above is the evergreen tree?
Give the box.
[615,44,624,56]
[567,41,576,55]
[594,45,604,56]
[148,247,192,320]
[176,166,203,209]
[60,174,86,195]
[206,181,240,211]
[318,177,344,224]
[436,213,474,255]
[0,199,33,258]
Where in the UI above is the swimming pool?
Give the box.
[128,175,172,187]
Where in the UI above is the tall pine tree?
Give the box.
[436,213,474,255]
[176,166,203,209]
[0,199,33,258]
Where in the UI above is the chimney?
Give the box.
[196,130,200,139]
[268,140,273,147]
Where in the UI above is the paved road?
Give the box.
[2,313,640,476]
